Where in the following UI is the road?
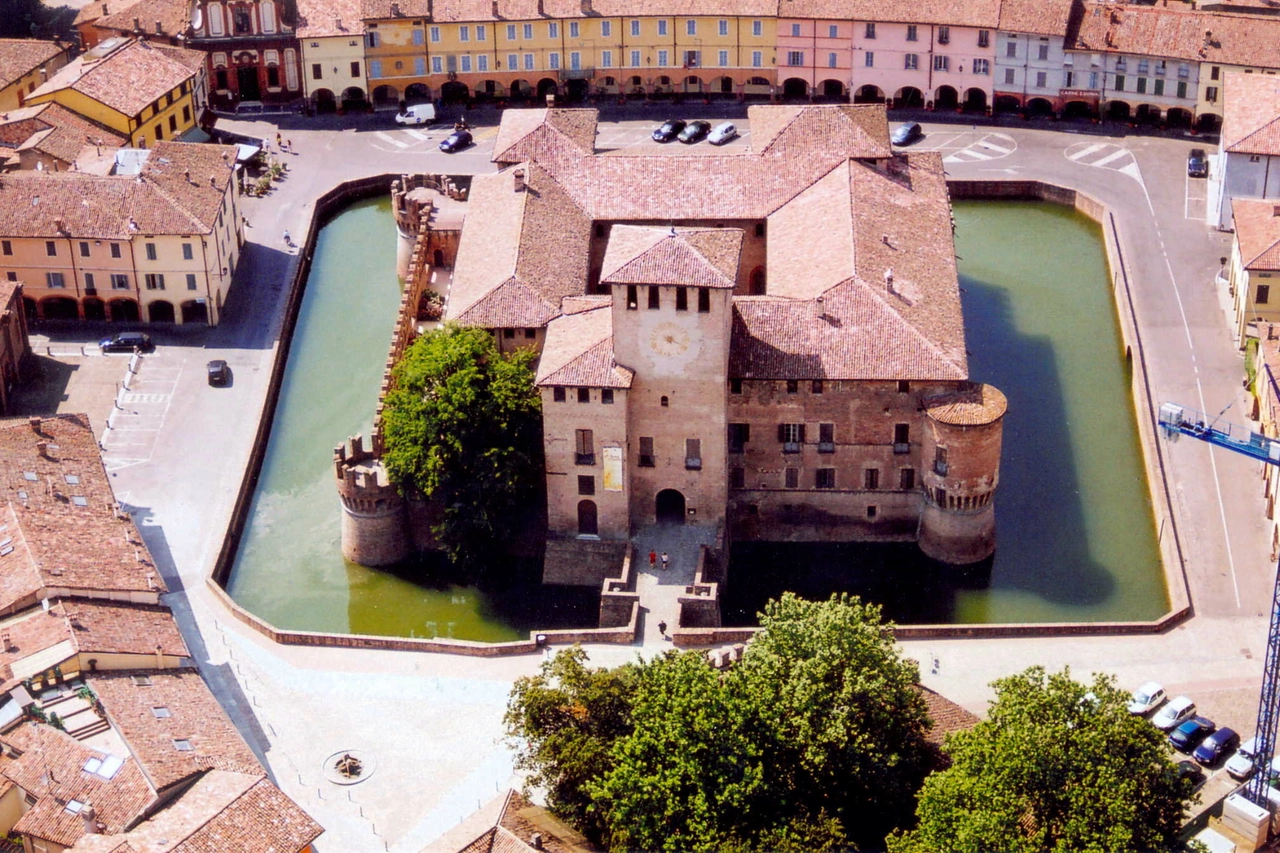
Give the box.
[59,108,1272,850]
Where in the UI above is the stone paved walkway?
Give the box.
[631,524,718,645]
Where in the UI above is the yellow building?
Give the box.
[298,0,369,111]
[24,38,203,147]
[364,0,431,107]
[0,142,242,325]
[0,39,71,112]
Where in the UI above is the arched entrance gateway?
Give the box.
[577,500,598,536]
[655,489,686,524]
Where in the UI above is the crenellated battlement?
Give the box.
[334,434,411,566]
[391,173,466,239]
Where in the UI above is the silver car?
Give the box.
[708,122,738,145]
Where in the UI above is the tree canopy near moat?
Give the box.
[380,324,542,567]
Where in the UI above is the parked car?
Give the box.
[1151,695,1196,730]
[1187,148,1209,178]
[1169,716,1216,753]
[395,103,436,126]
[206,359,230,386]
[678,120,712,144]
[1127,682,1166,715]
[439,130,472,153]
[652,119,686,143]
[98,332,153,353]
[708,122,738,145]
[1174,760,1205,786]
[891,122,923,146]
[1227,736,1259,779]
[1194,727,1240,765]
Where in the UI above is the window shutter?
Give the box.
[778,424,786,442]
[798,424,806,443]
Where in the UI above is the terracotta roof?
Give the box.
[534,305,634,389]
[0,103,126,167]
[1233,198,1280,270]
[69,771,324,853]
[1222,72,1280,155]
[780,0,998,27]
[0,40,68,93]
[446,791,597,853]
[918,684,980,745]
[28,39,200,120]
[1069,1,1280,67]
[491,109,597,166]
[362,0,433,17]
[0,415,164,611]
[924,382,1007,425]
[87,670,262,794]
[296,0,366,37]
[997,0,1078,36]
[2,723,153,847]
[600,226,741,289]
[140,141,239,232]
[94,0,193,39]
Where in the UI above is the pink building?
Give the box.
[779,0,1000,110]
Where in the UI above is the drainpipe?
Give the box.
[927,25,934,101]
[62,230,82,313]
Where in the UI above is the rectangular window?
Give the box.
[548,22,558,38]
[657,19,667,36]
[639,436,655,467]
[1004,68,1015,85]
[523,54,534,71]
[145,273,165,290]
[476,24,486,40]
[1210,65,1220,81]
[752,51,763,68]
[601,51,612,68]
[549,53,560,70]
[84,272,95,290]
[182,242,193,260]
[508,53,518,70]
[626,285,638,308]
[686,19,695,35]
[785,467,799,489]
[811,380,823,394]
[351,61,360,77]
[601,20,611,36]
[865,22,875,39]
[685,438,702,469]
[631,19,640,37]
[415,56,426,75]
[1038,42,1049,61]
[730,378,743,394]
[815,468,835,489]
[1205,85,1217,102]
[864,468,880,490]
[569,21,579,37]
[575,429,594,465]
[752,19,762,36]
[577,387,590,403]
[368,31,380,48]
[933,54,948,72]
[1137,58,1148,74]
[460,56,472,73]
[894,423,910,450]
[553,387,566,402]
[719,19,728,36]
[430,26,440,41]
[790,23,801,37]
[904,53,917,70]
[828,53,837,68]
[6,272,16,282]
[730,467,745,489]
[675,287,688,311]
[864,51,874,68]
[1260,284,1272,305]
[973,58,989,75]
[111,273,129,290]
[719,50,729,67]
[46,272,65,289]
[697,288,710,313]
[601,388,614,404]
[570,52,580,70]
[937,26,949,44]
[46,240,57,257]
[1135,77,1146,94]
[630,50,641,67]
[1153,78,1164,96]
[684,50,699,68]
[818,422,834,452]
[1035,70,1047,88]
[433,56,443,73]
[656,50,668,66]
[78,241,90,257]
[1179,81,1190,99]
[728,423,750,452]
[900,468,915,490]
[507,24,516,39]
[0,241,9,256]
[577,475,594,495]
[828,24,838,38]
[477,55,488,71]
[523,23,533,39]
[978,29,989,47]
[1154,59,1165,76]
[779,423,805,451]
[648,286,660,309]
[934,446,948,476]
[786,379,798,394]
[906,24,917,41]
[1113,74,1124,92]
[186,273,198,290]
[788,51,804,67]
[312,62,323,80]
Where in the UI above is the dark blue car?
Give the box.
[1193,727,1240,766]
[1169,716,1216,753]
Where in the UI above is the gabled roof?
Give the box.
[0,103,126,167]
[94,0,193,39]
[1233,198,1280,270]
[535,305,633,389]
[491,109,597,166]
[1069,1,1280,67]
[0,40,68,92]
[27,39,200,120]
[296,0,365,37]
[1222,72,1280,156]
[600,226,741,290]
[779,0,998,27]
[429,790,597,853]
[998,0,1078,37]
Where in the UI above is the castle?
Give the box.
[338,104,1006,578]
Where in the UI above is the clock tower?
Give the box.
[604,226,738,530]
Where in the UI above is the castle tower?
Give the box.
[334,433,411,567]
[918,383,1007,565]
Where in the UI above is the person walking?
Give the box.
[649,550,657,568]
[660,551,669,571]
[282,230,291,247]
[658,620,667,637]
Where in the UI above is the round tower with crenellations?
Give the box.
[334,433,411,567]
[918,383,1007,565]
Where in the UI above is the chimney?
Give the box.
[812,296,824,319]
[80,803,96,835]
[1273,205,1280,217]
[209,174,216,187]
[884,268,894,291]
[529,833,544,850]
[492,0,499,17]
[155,643,164,667]
[53,216,64,233]
[390,1,400,14]
[133,16,140,29]
[155,19,162,33]
[35,441,48,458]
[513,168,526,192]
[1,634,11,653]
[183,168,190,182]
[101,3,108,14]
[28,416,41,434]
[537,0,544,15]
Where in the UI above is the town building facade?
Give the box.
[1213,72,1280,230]
[190,0,304,108]
[992,0,1077,114]
[1228,198,1280,347]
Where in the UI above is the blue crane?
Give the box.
[1158,402,1280,808]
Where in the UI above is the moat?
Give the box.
[225,196,1166,639]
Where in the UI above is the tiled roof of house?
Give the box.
[1069,1,1280,66]
[924,382,1008,425]
[87,670,262,794]
[998,0,1078,36]
[141,141,239,231]
[600,226,741,290]
[362,0,433,17]
[1233,198,1280,270]
[0,40,67,92]
[0,415,163,612]
[296,0,366,37]
[442,790,597,853]
[918,684,981,745]
[69,771,324,853]
[94,0,193,39]
[535,305,634,389]
[778,0,998,27]
[0,103,126,167]
[491,109,597,165]
[28,39,200,120]
[1222,72,1280,155]
[2,723,153,848]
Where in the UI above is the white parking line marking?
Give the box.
[1068,142,1107,161]
[405,129,430,140]
[979,142,1012,154]
[1091,148,1130,168]
[373,131,409,148]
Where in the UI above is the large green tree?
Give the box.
[380,324,541,566]
[888,667,1195,853]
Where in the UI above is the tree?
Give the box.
[888,667,1195,853]
[380,324,541,566]
[504,647,639,842]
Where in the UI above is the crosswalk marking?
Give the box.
[1091,148,1130,167]
[1068,142,1107,161]
[373,131,409,148]
[405,129,430,140]
[978,142,1012,155]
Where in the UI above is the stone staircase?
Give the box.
[37,683,109,741]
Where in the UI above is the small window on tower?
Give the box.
[578,387,591,403]
[601,389,614,404]
[626,285,638,309]
[648,286,660,309]
[698,288,710,313]
[676,287,688,311]
[553,387,566,402]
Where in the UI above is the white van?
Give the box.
[395,103,436,126]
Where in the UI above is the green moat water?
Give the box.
[226,197,1167,639]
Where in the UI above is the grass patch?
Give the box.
[1246,336,1259,394]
